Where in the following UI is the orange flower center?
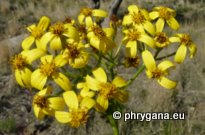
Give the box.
[127,29,141,41]
[99,82,117,98]
[132,11,146,24]
[159,7,173,20]
[151,68,164,79]
[91,25,106,38]
[50,22,64,35]
[10,54,27,70]
[66,45,80,59]
[81,8,92,16]
[155,32,169,44]
[65,17,72,24]
[124,56,140,67]
[180,34,192,46]
[33,95,49,109]
[70,109,89,128]
[31,28,43,39]
[39,61,57,77]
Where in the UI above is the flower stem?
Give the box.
[156,52,176,60]
[154,48,162,58]
[107,114,119,135]
[125,64,145,87]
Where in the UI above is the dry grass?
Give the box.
[0,0,205,135]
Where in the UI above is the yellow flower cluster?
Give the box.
[10,5,196,129]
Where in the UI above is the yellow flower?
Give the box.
[154,32,170,48]
[87,24,116,53]
[55,91,95,128]
[33,86,66,120]
[123,27,155,57]
[22,16,50,50]
[78,7,107,27]
[41,22,79,50]
[142,50,177,89]
[10,49,45,88]
[85,67,128,112]
[31,55,71,91]
[170,34,197,63]
[122,5,155,35]
[149,6,180,31]
[63,39,89,68]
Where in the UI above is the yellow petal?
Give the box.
[126,41,137,57]
[21,48,45,64]
[15,70,24,87]
[113,90,129,103]
[167,17,180,30]
[189,43,197,58]
[96,96,108,112]
[142,50,156,70]
[40,55,53,65]
[122,15,132,25]
[158,61,175,71]
[31,69,47,90]
[33,104,45,120]
[143,21,155,35]
[53,73,71,91]
[55,111,72,123]
[149,11,159,20]
[15,68,31,87]
[157,77,177,89]
[35,39,41,49]
[50,36,62,50]
[92,67,107,83]
[64,26,79,41]
[112,76,126,88]
[169,37,180,43]
[80,89,95,98]
[103,28,115,38]
[78,14,85,24]
[85,16,93,27]
[146,70,153,79]
[27,24,36,32]
[80,97,95,110]
[174,44,187,63]
[87,31,95,39]
[40,32,54,51]
[141,9,150,20]
[48,97,65,110]
[77,82,86,89]
[63,91,78,110]
[38,86,52,96]
[43,108,54,116]
[90,37,100,50]
[85,75,100,91]
[128,5,139,14]
[37,16,50,31]
[22,36,35,50]
[156,18,165,32]
[139,34,155,48]
[54,54,67,67]
[92,9,107,17]
[22,68,31,87]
